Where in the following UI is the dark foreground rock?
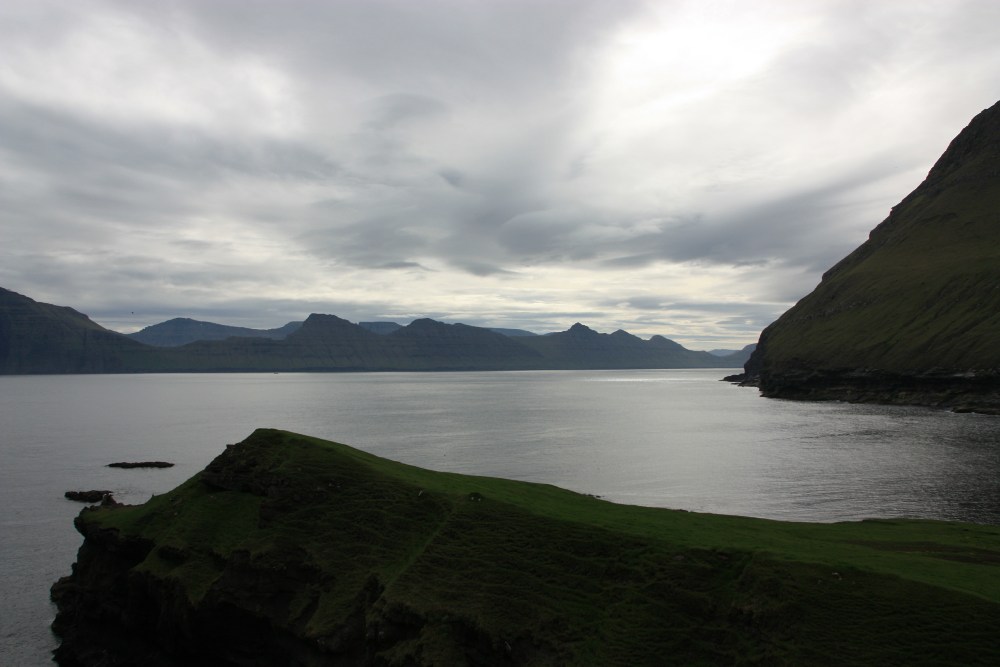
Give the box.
[107,461,174,469]
[64,490,113,503]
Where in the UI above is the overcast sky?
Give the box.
[2,0,998,349]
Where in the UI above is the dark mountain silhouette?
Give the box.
[0,287,167,373]
[709,344,756,360]
[385,318,544,369]
[742,100,1000,413]
[127,317,301,346]
[358,321,403,335]
[0,287,739,373]
[519,323,728,369]
[489,327,538,337]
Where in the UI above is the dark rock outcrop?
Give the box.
[64,490,114,503]
[107,461,174,469]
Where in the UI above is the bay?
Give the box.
[2,369,999,664]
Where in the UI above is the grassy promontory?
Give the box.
[53,429,1000,665]
[743,100,1000,413]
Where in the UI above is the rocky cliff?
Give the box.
[51,429,1000,666]
[743,100,1000,412]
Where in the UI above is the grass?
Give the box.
[80,429,1000,665]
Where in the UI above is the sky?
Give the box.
[2,0,999,350]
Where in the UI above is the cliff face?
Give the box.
[744,100,1000,412]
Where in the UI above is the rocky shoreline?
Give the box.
[728,369,1000,415]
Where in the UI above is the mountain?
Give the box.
[358,321,403,335]
[127,318,301,346]
[0,287,166,373]
[168,314,390,371]
[742,100,1000,413]
[518,323,732,369]
[52,429,1000,665]
[710,344,756,365]
[384,318,544,369]
[0,287,739,373]
[489,327,538,337]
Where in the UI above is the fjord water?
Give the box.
[3,370,1000,663]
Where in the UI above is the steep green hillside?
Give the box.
[53,429,1000,666]
[746,100,1000,410]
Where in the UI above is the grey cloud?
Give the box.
[375,261,432,271]
[449,261,517,278]
[577,157,912,277]
[141,0,644,97]
[438,169,465,189]
[365,94,449,131]
[299,217,430,267]
[3,0,998,348]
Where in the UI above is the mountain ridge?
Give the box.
[0,287,748,373]
[127,317,303,347]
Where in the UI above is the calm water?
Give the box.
[2,370,999,664]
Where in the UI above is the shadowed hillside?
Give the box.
[52,429,1000,666]
[0,287,168,373]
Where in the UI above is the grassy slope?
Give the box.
[80,429,1000,665]
[753,100,1000,376]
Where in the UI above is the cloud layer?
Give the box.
[2,0,999,348]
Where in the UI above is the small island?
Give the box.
[106,461,174,469]
[63,490,113,503]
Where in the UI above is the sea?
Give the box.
[2,369,999,665]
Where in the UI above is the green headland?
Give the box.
[742,99,1000,412]
[53,429,1000,665]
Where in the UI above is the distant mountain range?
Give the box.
[127,318,303,346]
[127,318,543,346]
[0,287,752,374]
[742,99,1000,413]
